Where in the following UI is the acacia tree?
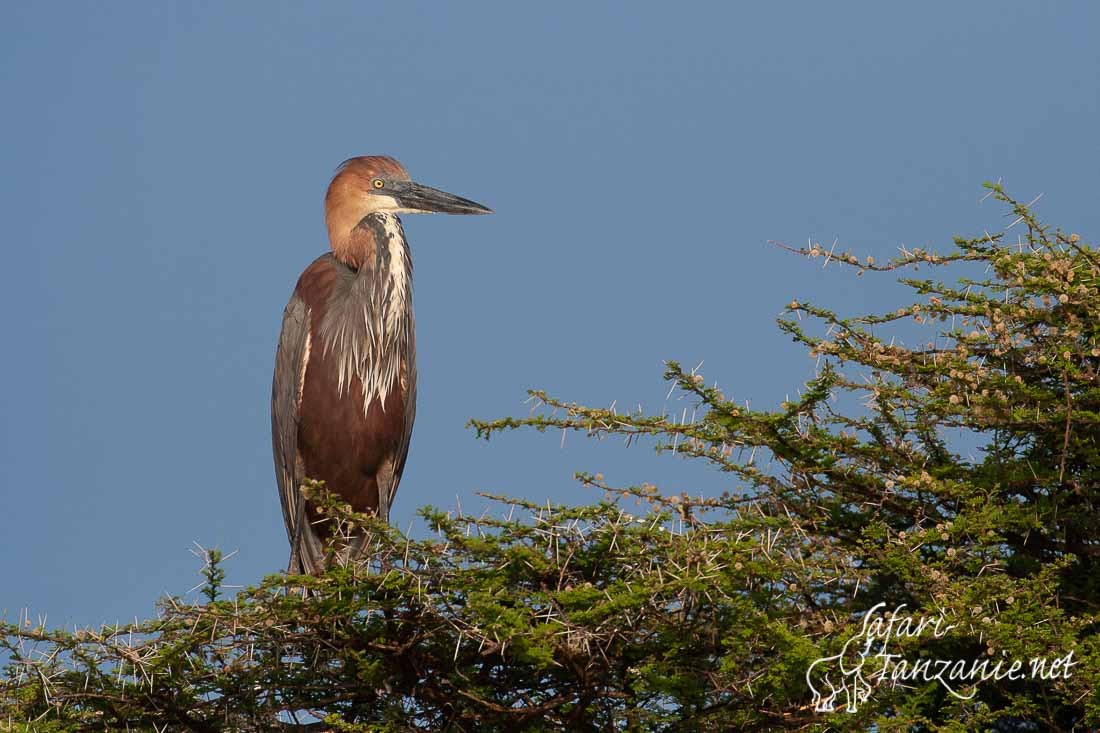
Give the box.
[3,185,1098,731]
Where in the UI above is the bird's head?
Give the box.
[324,156,491,260]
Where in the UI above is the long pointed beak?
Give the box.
[393,181,492,215]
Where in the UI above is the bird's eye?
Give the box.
[372,179,385,189]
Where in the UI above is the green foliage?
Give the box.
[200,548,226,604]
[2,186,1098,730]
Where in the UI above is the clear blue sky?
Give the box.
[2,3,1098,627]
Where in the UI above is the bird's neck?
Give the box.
[331,213,388,270]
[321,212,414,407]
[336,214,412,313]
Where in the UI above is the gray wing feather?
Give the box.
[376,320,417,524]
[394,340,417,510]
[271,294,313,573]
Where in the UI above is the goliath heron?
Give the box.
[272,156,490,574]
